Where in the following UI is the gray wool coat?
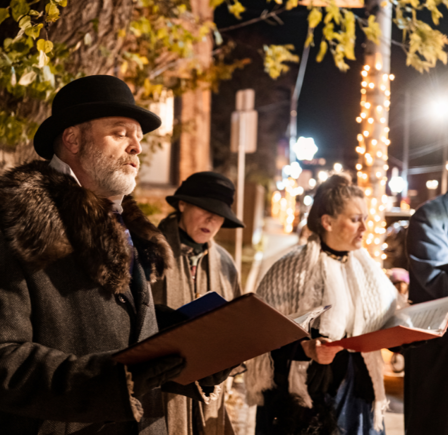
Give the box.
[152,214,240,435]
[0,161,191,435]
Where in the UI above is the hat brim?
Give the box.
[166,195,245,229]
[33,102,162,160]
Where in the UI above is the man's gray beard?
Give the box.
[79,141,138,197]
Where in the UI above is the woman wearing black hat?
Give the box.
[152,171,244,435]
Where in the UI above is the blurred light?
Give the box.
[375,62,382,71]
[333,162,343,172]
[389,167,406,194]
[362,81,367,87]
[357,134,363,142]
[429,99,448,121]
[426,180,439,190]
[318,171,329,182]
[292,186,304,196]
[361,71,368,77]
[361,89,366,94]
[361,112,367,118]
[368,118,374,124]
[276,181,285,190]
[293,137,318,161]
[290,161,302,179]
[309,178,317,188]
[364,65,370,71]
[365,187,372,196]
[283,165,291,176]
[380,117,386,123]
[389,74,395,81]
[363,131,369,137]
[372,139,378,146]
[365,102,371,109]
[272,191,281,202]
[382,74,388,81]
[369,83,375,89]
[384,100,390,108]
[385,90,391,97]
[384,127,390,133]
[356,117,362,123]
[356,163,362,170]
[376,105,383,113]
[303,195,313,206]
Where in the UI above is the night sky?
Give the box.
[214,1,448,204]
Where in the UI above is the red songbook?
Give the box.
[326,297,448,353]
[113,293,312,385]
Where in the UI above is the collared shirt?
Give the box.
[49,154,123,213]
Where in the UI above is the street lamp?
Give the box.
[293,137,318,161]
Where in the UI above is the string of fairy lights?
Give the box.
[356,62,395,261]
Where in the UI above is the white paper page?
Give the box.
[288,305,332,332]
[382,296,448,332]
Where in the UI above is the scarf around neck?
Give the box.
[245,235,397,430]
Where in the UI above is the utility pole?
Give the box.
[356,0,392,262]
[289,44,310,163]
[231,89,258,273]
[402,90,410,200]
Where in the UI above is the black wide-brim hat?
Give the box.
[166,172,245,229]
[33,75,162,160]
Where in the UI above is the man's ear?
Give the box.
[61,126,82,155]
[321,214,333,233]
[178,200,186,213]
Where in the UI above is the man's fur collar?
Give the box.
[0,160,173,294]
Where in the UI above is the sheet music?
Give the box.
[288,305,332,332]
[382,296,448,332]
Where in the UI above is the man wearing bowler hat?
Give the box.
[0,75,225,435]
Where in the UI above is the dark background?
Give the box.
[212,1,448,205]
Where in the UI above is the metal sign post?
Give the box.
[231,89,258,273]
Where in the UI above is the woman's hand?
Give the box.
[301,338,344,365]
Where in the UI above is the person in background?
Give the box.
[246,173,397,435]
[152,171,245,435]
[405,195,448,434]
[387,267,409,308]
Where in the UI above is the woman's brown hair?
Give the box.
[307,173,364,236]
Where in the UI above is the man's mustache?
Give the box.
[118,155,140,169]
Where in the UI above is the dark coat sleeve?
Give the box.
[407,197,448,301]
[0,235,135,423]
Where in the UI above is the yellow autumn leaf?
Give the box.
[228,1,245,19]
[286,0,298,9]
[316,40,327,62]
[308,8,322,28]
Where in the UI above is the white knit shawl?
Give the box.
[245,236,397,431]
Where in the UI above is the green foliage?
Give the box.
[0,0,75,148]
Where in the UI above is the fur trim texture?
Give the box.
[0,160,172,293]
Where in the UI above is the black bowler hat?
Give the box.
[166,172,245,229]
[33,75,162,160]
